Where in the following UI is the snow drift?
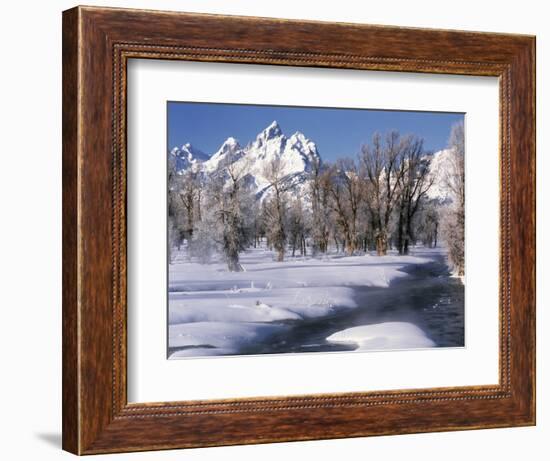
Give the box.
[326,322,436,351]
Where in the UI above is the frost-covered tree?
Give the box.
[360,131,406,255]
[417,202,440,248]
[249,199,264,248]
[167,216,177,264]
[441,122,465,275]
[167,158,187,252]
[167,158,180,252]
[191,159,252,271]
[220,160,253,271]
[168,157,203,253]
[338,158,362,254]
[177,169,201,238]
[396,136,434,255]
[308,158,331,255]
[287,197,307,257]
[444,122,465,206]
[328,159,362,256]
[190,207,218,264]
[327,165,352,255]
[262,157,289,262]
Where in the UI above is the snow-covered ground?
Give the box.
[326,322,436,351]
[168,246,440,358]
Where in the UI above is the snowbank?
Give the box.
[168,286,359,325]
[326,322,436,351]
[169,322,285,357]
[169,249,430,294]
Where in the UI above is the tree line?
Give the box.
[168,123,465,275]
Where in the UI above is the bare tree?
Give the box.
[262,157,289,262]
[287,197,307,257]
[167,157,182,254]
[308,158,331,254]
[167,216,177,264]
[417,202,439,248]
[249,199,264,248]
[167,159,198,252]
[396,136,434,254]
[360,131,406,255]
[327,165,351,255]
[327,159,362,256]
[339,158,363,254]
[219,160,253,271]
[178,169,201,239]
[192,158,252,271]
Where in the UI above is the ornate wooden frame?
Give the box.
[62,5,536,455]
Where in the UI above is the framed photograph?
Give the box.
[62,6,535,455]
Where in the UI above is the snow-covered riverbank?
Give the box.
[168,246,444,358]
[327,322,436,351]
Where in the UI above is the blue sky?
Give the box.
[168,102,463,161]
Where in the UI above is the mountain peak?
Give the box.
[259,120,283,140]
[289,131,308,142]
[221,136,240,148]
[213,137,242,158]
[169,143,209,172]
[202,137,244,173]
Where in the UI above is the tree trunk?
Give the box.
[375,232,387,256]
[397,210,404,255]
[346,239,354,256]
[196,191,202,222]
[403,214,413,255]
[226,250,243,272]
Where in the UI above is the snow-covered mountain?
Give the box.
[172,121,321,201]
[170,121,456,205]
[202,137,244,173]
[425,149,457,204]
[169,143,209,172]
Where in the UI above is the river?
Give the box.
[239,253,465,355]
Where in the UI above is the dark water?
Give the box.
[240,254,465,355]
